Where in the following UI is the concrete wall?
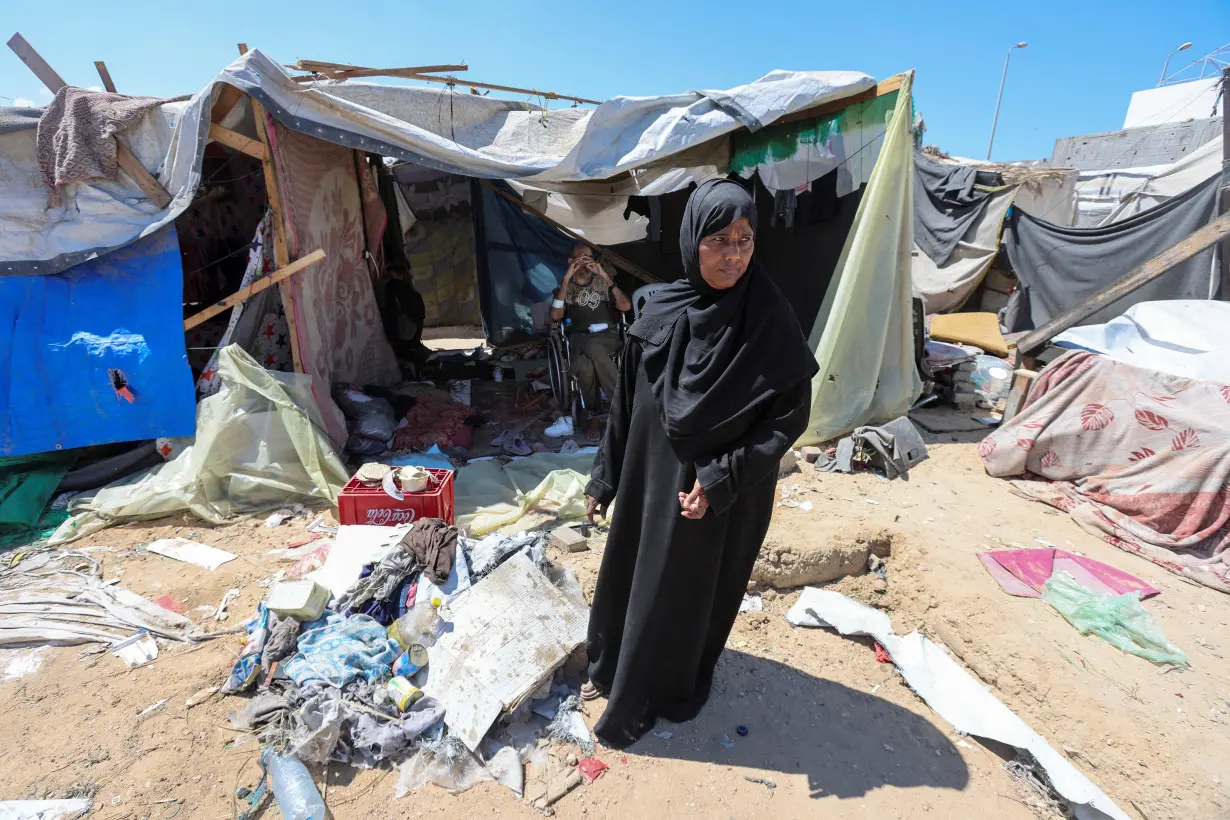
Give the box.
[1050,117,1222,171]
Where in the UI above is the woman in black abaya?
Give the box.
[582,178,818,749]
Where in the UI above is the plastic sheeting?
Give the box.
[1074,136,1221,227]
[49,345,349,544]
[1,49,873,275]
[1054,300,1230,384]
[799,74,921,445]
[0,224,197,456]
[454,452,596,536]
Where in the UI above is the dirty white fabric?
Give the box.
[912,186,1017,314]
[1,50,873,274]
[0,550,207,648]
[1053,300,1230,384]
[787,588,1130,820]
[1075,136,1222,227]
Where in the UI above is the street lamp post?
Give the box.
[1158,41,1193,86]
[986,42,1028,161]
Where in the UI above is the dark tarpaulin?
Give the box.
[1002,173,1221,333]
[913,151,998,266]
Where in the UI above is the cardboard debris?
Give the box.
[146,538,237,571]
[424,552,589,751]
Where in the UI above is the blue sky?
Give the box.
[2,0,1226,161]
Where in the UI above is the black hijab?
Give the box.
[628,178,818,456]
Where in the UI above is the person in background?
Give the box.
[580,179,817,749]
[549,244,633,415]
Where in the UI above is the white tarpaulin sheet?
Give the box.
[799,74,921,444]
[787,588,1129,820]
[2,49,873,275]
[1074,136,1222,227]
[1054,299,1230,384]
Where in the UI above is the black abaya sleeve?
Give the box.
[694,379,811,516]
[585,339,642,506]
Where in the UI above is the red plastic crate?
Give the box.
[337,468,455,526]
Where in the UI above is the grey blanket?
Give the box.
[914,151,995,265]
[36,87,168,194]
[818,416,929,480]
[0,106,42,135]
[1003,173,1220,332]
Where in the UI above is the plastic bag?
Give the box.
[1042,572,1188,666]
[49,346,349,544]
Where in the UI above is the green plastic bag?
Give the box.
[1042,572,1188,667]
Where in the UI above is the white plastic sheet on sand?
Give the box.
[787,588,1129,820]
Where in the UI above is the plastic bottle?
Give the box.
[265,753,326,820]
[387,596,445,650]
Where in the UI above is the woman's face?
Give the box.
[697,217,755,290]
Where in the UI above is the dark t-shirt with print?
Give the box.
[565,276,619,331]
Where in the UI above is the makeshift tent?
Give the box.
[1073,135,1222,227]
[2,45,923,448]
[1002,173,1221,332]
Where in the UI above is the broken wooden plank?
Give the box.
[1017,208,1230,355]
[8,32,173,209]
[115,143,172,208]
[7,32,67,91]
[183,249,325,330]
[93,60,117,92]
[208,123,267,160]
[291,62,468,82]
[291,59,599,104]
[478,181,660,284]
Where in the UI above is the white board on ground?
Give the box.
[307,524,411,600]
[787,587,1130,820]
[146,538,237,571]
[423,551,589,750]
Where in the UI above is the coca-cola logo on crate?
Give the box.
[365,508,418,525]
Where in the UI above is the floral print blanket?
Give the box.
[981,351,1230,593]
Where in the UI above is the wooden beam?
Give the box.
[774,73,908,128]
[248,92,305,373]
[8,32,173,209]
[208,123,267,160]
[210,85,245,125]
[93,60,117,92]
[291,59,599,105]
[115,144,172,208]
[290,62,468,82]
[7,33,66,91]
[237,43,249,54]
[479,181,660,284]
[1017,208,1230,355]
[184,249,325,330]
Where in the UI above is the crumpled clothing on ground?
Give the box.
[817,416,928,479]
[290,684,445,767]
[283,613,399,688]
[227,692,289,732]
[400,518,458,584]
[222,604,271,694]
[261,611,302,669]
[337,549,419,614]
[465,531,548,579]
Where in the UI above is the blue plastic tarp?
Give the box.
[0,225,196,456]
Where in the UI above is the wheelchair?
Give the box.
[547,319,626,426]
[545,283,666,425]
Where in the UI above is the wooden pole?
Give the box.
[208,123,267,160]
[1017,208,1230,355]
[183,249,325,330]
[478,180,660,284]
[290,62,469,82]
[7,32,172,209]
[93,60,117,92]
[290,59,599,105]
[241,42,305,373]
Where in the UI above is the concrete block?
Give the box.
[800,446,824,464]
[550,526,589,553]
